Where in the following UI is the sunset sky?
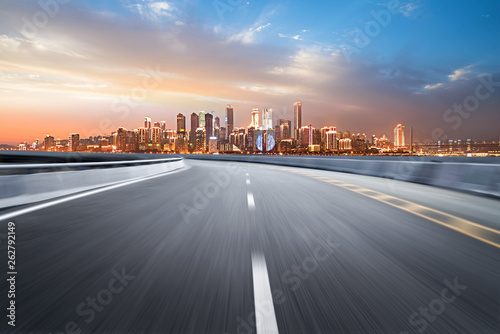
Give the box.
[1,0,499,145]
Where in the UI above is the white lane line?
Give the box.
[247,192,256,210]
[252,252,279,334]
[246,179,251,185]
[0,166,190,222]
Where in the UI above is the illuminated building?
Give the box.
[250,108,260,129]
[225,105,234,139]
[152,127,162,144]
[299,125,310,147]
[138,127,148,144]
[262,108,273,130]
[326,131,337,151]
[394,124,406,148]
[68,133,79,152]
[280,122,291,139]
[195,127,206,152]
[144,116,152,142]
[339,138,352,151]
[176,130,188,153]
[209,137,218,153]
[160,121,166,131]
[199,111,206,127]
[44,134,55,151]
[177,113,186,134]
[294,102,302,138]
[205,113,213,144]
[116,127,127,152]
[214,116,220,129]
[190,112,199,149]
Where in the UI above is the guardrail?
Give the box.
[0,158,183,175]
[0,157,184,209]
[183,155,500,198]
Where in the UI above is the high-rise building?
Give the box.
[190,112,199,148]
[138,127,148,144]
[250,108,260,129]
[294,102,302,138]
[214,116,220,129]
[43,134,55,151]
[195,127,206,152]
[262,108,273,130]
[152,126,162,144]
[160,121,167,131]
[199,111,206,127]
[394,124,406,148]
[299,125,310,147]
[177,113,186,134]
[116,127,127,152]
[144,116,152,142]
[209,137,218,153]
[225,105,234,138]
[326,131,337,151]
[68,133,79,152]
[205,113,213,145]
[280,122,291,139]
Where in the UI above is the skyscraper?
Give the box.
[177,113,186,134]
[294,102,302,138]
[144,116,152,142]
[199,111,206,127]
[250,108,260,129]
[214,116,220,129]
[225,105,234,137]
[68,133,79,152]
[116,127,127,152]
[205,113,213,145]
[190,112,199,148]
[262,108,273,130]
[394,124,406,148]
[195,127,206,152]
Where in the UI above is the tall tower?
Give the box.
[294,102,302,139]
[262,108,273,130]
[214,116,220,129]
[177,113,186,134]
[144,116,152,142]
[190,112,199,148]
[394,124,406,148]
[199,111,206,127]
[250,108,260,129]
[205,113,213,145]
[225,105,234,138]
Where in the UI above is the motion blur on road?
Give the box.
[0,159,499,333]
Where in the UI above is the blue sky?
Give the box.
[0,0,499,143]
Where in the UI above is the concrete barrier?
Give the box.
[0,158,184,209]
[182,155,500,198]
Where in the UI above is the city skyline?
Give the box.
[1,0,500,145]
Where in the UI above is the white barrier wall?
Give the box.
[0,159,184,209]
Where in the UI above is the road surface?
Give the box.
[0,159,499,333]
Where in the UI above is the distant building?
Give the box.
[225,105,234,138]
[205,113,213,145]
[294,102,302,138]
[190,112,199,149]
[116,127,127,151]
[394,124,406,148]
[209,137,218,153]
[262,108,273,130]
[144,116,152,142]
[250,108,260,129]
[199,111,206,127]
[177,113,186,134]
[195,127,206,152]
[68,133,79,152]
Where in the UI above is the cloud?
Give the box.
[228,22,271,44]
[448,65,473,82]
[127,1,175,23]
[278,33,302,41]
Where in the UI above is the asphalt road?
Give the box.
[0,160,499,333]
